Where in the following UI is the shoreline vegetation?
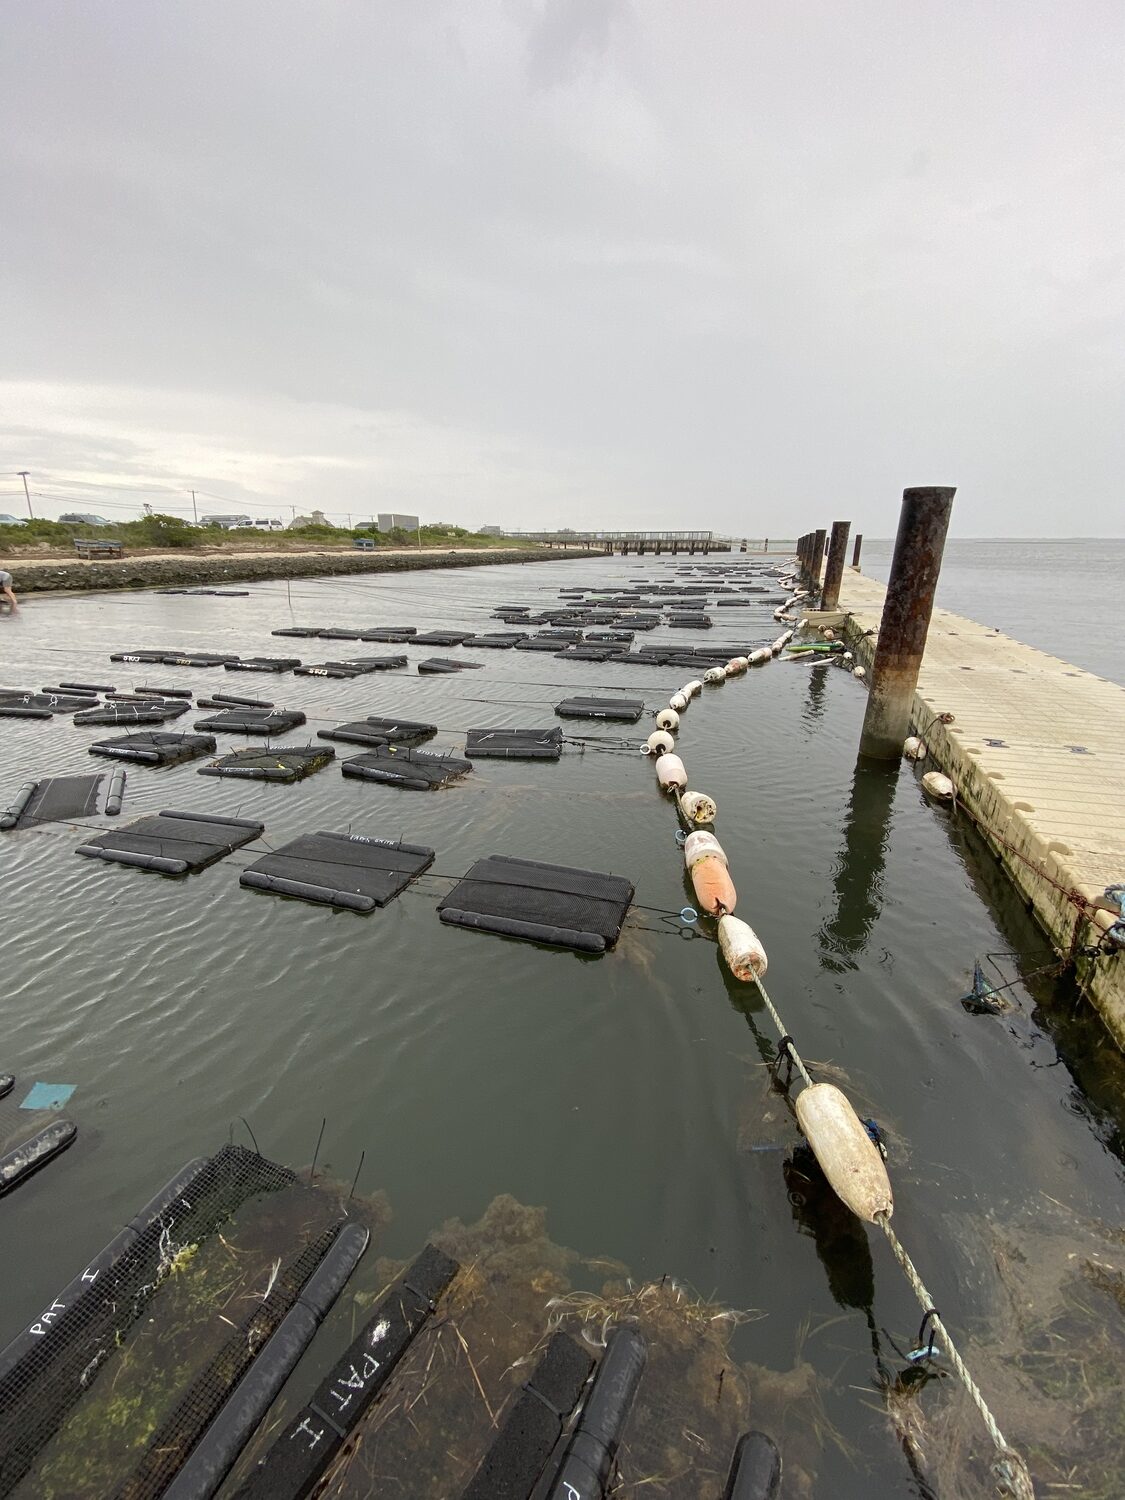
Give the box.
[0,515,585,593]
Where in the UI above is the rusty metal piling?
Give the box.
[858,486,955,760]
[820,520,851,610]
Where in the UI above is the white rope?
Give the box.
[750,975,814,1090]
[875,1214,1035,1500]
[747,978,1033,1496]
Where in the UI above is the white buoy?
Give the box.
[902,736,927,761]
[655,753,688,791]
[703,667,726,685]
[717,913,768,980]
[725,656,749,674]
[680,789,717,824]
[748,647,771,665]
[795,1083,894,1223]
[656,708,680,731]
[683,829,727,867]
[922,771,955,800]
[772,606,786,621]
[842,651,854,663]
[852,665,866,679]
[683,679,704,698]
[668,692,689,713]
[821,628,835,641]
[644,730,675,756]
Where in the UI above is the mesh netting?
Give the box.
[113,1225,342,1500]
[75,810,263,873]
[436,854,633,952]
[88,732,217,767]
[341,747,472,790]
[0,1146,343,1499]
[198,747,335,783]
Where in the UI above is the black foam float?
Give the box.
[436,853,634,952]
[88,731,217,767]
[341,746,472,789]
[318,716,437,748]
[193,708,306,735]
[240,832,434,911]
[554,696,645,723]
[75,810,264,874]
[199,746,335,783]
[464,728,562,760]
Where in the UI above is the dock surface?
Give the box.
[837,568,1125,1047]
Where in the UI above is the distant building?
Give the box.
[479,524,504,536]
[377,512,419,533]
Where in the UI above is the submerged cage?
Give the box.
[0,1145,367,1500]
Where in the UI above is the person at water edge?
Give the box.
[0,570,18,612]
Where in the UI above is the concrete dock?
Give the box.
[831,569,1125,1047]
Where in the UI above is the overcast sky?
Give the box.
[2,2,1122,534]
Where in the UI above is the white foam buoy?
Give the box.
[717,913,768,980]
[655,752,688,791]
[680,789,717,824]
[703,667,726,684]
[683,679,704,698]
[725,656,749,674]
[644,730,675,756]
[683,829,726,867]
[842,651,854,663]
[852,666,866,679]
[903,736,927,761]
[921,771,955,800]
[656,708,680,731]
[795,1083,894,1223]
[821,627,835,641]
[668,692,689,713]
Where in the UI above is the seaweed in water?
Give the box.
[229,1193,831,1500]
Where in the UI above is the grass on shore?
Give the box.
[0,515,534,556]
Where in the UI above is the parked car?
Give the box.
[200,514,255,530]
[0,513,28,526]
[59,512,114,526]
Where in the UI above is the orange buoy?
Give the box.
[690,856,737,915]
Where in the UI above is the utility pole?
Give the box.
[190,490,198,524]
[18,471,33,518]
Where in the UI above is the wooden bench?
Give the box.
[74,539,125,560]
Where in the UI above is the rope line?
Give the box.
[874,1215,1035,1500]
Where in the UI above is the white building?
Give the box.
[377,512,419,532]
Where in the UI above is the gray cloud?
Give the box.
[1,1,1122,534]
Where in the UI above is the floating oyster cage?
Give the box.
[0,1144,368,1500]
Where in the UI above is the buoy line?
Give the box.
[639,578,1037,1500]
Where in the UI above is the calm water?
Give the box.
[1,557,1122,1497]
[862,536,1125,686]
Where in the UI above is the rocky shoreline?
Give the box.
[5,547,584,594]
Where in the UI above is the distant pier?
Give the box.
[508,530,735,555]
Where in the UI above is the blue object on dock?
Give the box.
[20,1083,76,1111]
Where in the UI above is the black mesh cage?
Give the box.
[0,1145,339,1498]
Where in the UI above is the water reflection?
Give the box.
[801,656,829,726]
[820,758,898,970]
